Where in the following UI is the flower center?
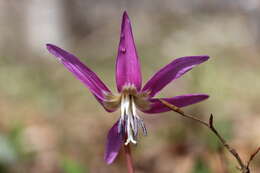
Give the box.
[104,85,150,145]
[118,93,147,145]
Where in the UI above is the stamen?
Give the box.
[139,119,147,136]
[117,118,124,135]
[118,88,148,145]
[133,116,138,137]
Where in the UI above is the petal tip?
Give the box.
[46,43,54,49]
[104,156,114,165]
[46,44,51,50]
[46,43,58,53]
[122,11,131,25]
[104,143,120,165]
[104,146,119,165]
[199,55,210,62]
[204,94,210,99]
[192,94,210,100]
[123,11,129,19]
[201,94,210,100]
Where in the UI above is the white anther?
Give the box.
[120,94,125,119]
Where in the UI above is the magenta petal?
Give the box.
[142,56,209,97]
[46,44,114,111]
[104,121,123,164]
[116,11,142,92]
[144,94,209,114]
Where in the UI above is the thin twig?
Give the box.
[124,144,135,173]
[208,114,245,168]
[159,99,260,173]
[247,147,260,169]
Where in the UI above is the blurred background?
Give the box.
[0,0,260,172]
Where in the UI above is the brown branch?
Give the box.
[159,99,260,173]
[208,114,245,168]
[246,147,260,169]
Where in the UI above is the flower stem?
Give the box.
[124,144,135,173]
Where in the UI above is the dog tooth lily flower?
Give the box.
[46,11,209,164]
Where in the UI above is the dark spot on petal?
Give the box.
[120,47,126,54]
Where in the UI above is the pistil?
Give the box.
[118,93,147,145]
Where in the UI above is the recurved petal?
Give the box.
[142,56,209,97]
[116,11,142,92]
[143,94,209,114]
[46,44,114,111]
[104,121,123,164]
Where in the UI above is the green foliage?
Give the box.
[60,157,88,173]
[192,157,212,173]
[8,124,24,157]
[0,135,17,164]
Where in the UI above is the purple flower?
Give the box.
[46,11,209,164]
